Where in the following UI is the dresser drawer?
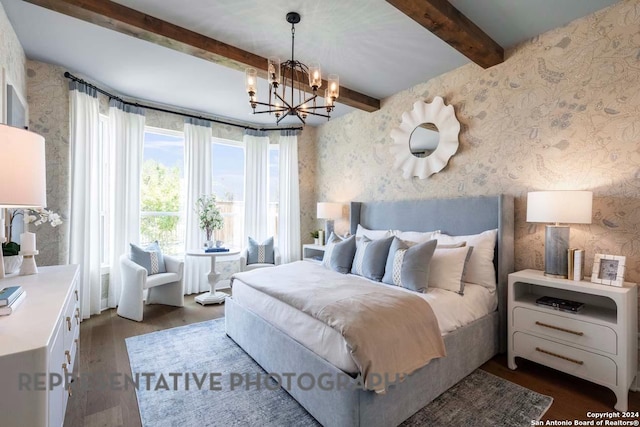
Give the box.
[62,283,80,354]
[513,332,617,386]
[513,306,617,354]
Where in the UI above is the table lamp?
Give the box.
[317,202,342,245]
[0,125,47,279]
[526,191,592,278]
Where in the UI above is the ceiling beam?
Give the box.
[386,0,504,69]
[25,0,380,113]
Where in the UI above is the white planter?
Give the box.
[314,238,320,245]
[3,255,23,274]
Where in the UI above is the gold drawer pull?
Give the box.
[66,317,72,331]
[535,321,584,336]
[75,308,80,324]
[68,385,72,397]
[62,363,68,375]
[535,347,584,365]
[74,289,78,301]
[65,350,71,364]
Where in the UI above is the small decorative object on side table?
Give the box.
[508,269,637,411]
[195,194,224,249]
[591,253,626,287]
[302,244,326,263]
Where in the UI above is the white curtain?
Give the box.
[183,118,212,294]
[278,130,301,263]
[243,130,269,243]
[68,81,102,319]
[107,100,145,308]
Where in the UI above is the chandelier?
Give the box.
[245,12,339,125]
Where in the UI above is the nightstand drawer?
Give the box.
[513,306,617,354]
[513,332,617,386]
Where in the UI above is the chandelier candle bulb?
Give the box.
[328,74,340,99]
[309,64,321,88]
[245,68,257,95]
[267,57,280,86]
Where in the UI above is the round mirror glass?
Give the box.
[409,123,439,158]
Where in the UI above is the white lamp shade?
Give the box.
[0,125,47,208]
[317,202,342,219]
[526,191,592,224]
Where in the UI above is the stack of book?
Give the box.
[0,285,26,316]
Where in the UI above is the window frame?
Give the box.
[139,126,186,256]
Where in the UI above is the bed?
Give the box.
[225,195,514,426]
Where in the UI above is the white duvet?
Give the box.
[231,266,497,374]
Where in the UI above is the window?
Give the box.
[99,114,110,267]
[211,140,280,249]
[140,127,185,255]
[212,139,244,249]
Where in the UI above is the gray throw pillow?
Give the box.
[351,236,394,281]
[322,233,356,274]
[382,237,437,292]
[247,237,275,264]
[130,241,167,275]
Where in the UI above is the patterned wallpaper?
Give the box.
[315,0,640,283]
[0,3,26,102]
[26,61,69,267]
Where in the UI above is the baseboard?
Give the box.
[216,279,231,290]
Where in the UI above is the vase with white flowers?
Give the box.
[2,208,63,273]
[195,195,224,248]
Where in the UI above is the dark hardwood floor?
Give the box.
[64,293,639,427]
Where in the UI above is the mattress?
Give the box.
[231,270,497,374]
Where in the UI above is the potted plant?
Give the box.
[310,230,320,245]
[195,195,224,248]
[2,207,63,273]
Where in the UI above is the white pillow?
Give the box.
[428,246,474,294]
[392,229,441,244]
[356,224,392,240]
[436,229,498,290]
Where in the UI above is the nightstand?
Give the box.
[508,269,638,411]
[302,244,326,263]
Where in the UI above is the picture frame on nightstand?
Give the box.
[591,253,626,287]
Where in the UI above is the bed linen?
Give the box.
[231,261,497,374]
[232,261,445,391]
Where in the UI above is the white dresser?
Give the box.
[0,265,80,427]
[508,269,637,411]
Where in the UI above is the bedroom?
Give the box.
[0,0,639,426]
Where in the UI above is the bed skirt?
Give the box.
[225,297,499,427]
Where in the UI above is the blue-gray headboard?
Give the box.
[350,195,514,352]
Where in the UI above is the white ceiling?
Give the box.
[1,0,619,127]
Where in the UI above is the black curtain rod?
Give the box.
[63,72,303,133]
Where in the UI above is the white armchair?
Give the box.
[117,254,184,322]
[239,247,282,272]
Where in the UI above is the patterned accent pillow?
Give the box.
[351,236,394,281]
[129,241,167,275]
[247,237,275,265]
[322,233,357,274]
[382,237,437,292]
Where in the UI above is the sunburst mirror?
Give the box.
[389,97,460,179]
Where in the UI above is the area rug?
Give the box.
[125,318,552,427]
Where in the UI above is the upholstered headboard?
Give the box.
[349,195,514,352]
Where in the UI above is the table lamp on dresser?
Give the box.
[526,190,593,278]
[0,124,47,279]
